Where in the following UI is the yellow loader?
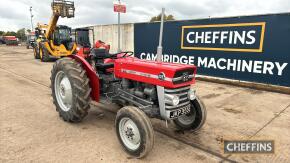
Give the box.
[33,0,76,62]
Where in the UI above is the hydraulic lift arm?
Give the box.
[45,0,75,39]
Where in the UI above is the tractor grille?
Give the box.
[172,69,195,84]
[164,86,190,110]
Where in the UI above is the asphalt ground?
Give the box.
[0,45,289,162]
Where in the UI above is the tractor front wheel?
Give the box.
[116,106,154,158]
[33,46,40,59]
[40,47,50,62]
[173,96,207,131]
[51,57,91,122]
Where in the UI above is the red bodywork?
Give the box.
[74,39,196,101]
[3,36,17,41]
[114,57,196,88]
[94,40,110,50]
[73,52,197,102]
[76,46,90,58]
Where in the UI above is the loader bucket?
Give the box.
[52,0,75,18]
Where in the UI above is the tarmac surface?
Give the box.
[0,45,289,162]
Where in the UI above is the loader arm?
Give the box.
[45,15,59,40]
[45,0,75,40]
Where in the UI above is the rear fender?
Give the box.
[69,55,100,102]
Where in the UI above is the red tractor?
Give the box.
[50,11,206,158]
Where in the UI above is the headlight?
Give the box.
[76,47,80,51]
[172,96,180,106]
[165,94,179,106]
[188,88,196,100]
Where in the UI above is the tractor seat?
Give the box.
[91,48,111,59]
[95,62,114,72]
[91,48,114,72]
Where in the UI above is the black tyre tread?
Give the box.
[33,46,40,59]
[40,44,50,62]
[51,57,91,122]
[116,106,154,158]
[195,96,207,129]
[174,96,207,131]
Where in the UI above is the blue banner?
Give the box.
[134,13,290,87]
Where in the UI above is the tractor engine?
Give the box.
[116,79,159,117]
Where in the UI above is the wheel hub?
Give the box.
[125,127,134,137]
[119,118,141,150]
[55,71,72,112]
[60,82,68,97]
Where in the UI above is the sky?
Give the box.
[0,0,289,31]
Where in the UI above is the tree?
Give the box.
[150,13,175,22]
[0,31,4,36]
[4,31,17,36]
[166,15,175,21]
[16,28,26,41]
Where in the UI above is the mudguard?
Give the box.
[69,55,100,102]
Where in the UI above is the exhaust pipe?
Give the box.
[156,8,165,63]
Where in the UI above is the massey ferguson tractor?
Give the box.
[50,9,206,158]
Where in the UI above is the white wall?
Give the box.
[88,23,134,53]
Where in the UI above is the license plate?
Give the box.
[169,104,191,118]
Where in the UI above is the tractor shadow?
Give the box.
[75,104,211,155]
[76,106,116,131]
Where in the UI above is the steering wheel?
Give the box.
[110,51,134,59]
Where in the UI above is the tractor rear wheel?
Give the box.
[116,106,154,158]
[33,46,40,59]
[173,96,207,131]
[40,47,50,62]
[51,57,91,122]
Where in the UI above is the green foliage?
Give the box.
[16,28,26,41]
[0,28,28,41]
[166,15,175,21]
[150,14,175,22]
[4,31,17,36]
